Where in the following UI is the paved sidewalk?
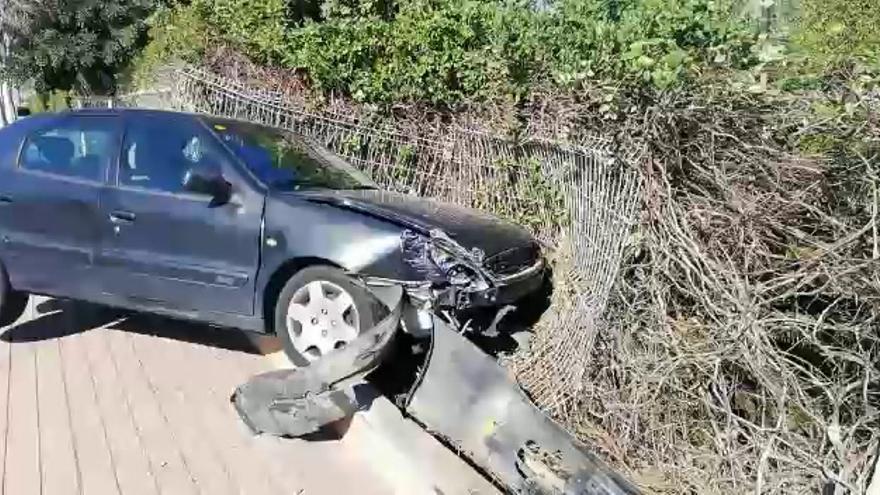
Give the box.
[0,296,497,495]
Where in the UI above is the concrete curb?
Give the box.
[344,397,500,495]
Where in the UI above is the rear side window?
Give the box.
[20,117,117,182]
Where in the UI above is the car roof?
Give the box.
[57,109,286,135]
[57,108,199,119]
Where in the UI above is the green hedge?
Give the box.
[135,0,761,105]
[132,0,878,106]
[793,0,880,63]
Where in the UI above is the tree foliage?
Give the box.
[4,0,161,93]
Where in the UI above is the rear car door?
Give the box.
[0,114,118,297]
[96,112,264,315]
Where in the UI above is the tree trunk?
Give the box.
[0,29,8,126]
[0,85,8,126]
[0,81,13,125]
[4,83,14,119]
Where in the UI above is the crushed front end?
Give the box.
[394,228,546,332]
[232,228,638,494]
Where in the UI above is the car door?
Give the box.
[0,114,119,297]
[96,112,264,316]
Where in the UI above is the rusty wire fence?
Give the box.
[75,68,643,421]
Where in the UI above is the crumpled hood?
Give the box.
[288,189,535,257]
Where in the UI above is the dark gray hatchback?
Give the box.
[0,109,545,364]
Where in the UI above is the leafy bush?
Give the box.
[544,0,757,88]
[793,0,880,64]
[208,0,288,62]
[124,2,214,88]
[26,90,71,112]
[136,0,760,104]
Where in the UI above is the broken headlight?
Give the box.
[428,244,489,289]
[402,230,491,291]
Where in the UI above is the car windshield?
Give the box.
[206,118,376,191]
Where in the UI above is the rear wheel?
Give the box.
[0,263,28,327]
[274,266,377,367]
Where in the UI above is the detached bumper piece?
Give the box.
[232,285,639,494]
[231,285,403,437]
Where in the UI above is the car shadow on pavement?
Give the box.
[0,298,281,356]
[0,299,125,343]
[111,315,279,355]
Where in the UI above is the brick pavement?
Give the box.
[0,296,423,495]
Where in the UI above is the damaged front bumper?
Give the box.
[384,228,547,339]
[233,284,404,437]
[400,228,546,310]
[232,281,638,494]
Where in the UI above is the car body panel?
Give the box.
[0,114,118,298]
[95,112,264,315]
[96,187,264,314]
[295,189,535,256]
[254,191,418,318]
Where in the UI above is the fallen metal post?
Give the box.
[405,315,638,494]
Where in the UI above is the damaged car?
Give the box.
[0,108,545,365]
[0,109,638,494]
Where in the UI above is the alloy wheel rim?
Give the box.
[286,280,360,362]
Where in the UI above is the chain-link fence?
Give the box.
[77,67,643,422]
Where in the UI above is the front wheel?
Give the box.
[274,266,377,367]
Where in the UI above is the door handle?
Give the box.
[0,195,12,204]
[109,210,136,223]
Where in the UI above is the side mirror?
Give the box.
[183,164,231,204]
[16,106,31,117]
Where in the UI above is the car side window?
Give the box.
[20,117,117,182]
[120,116,225,194]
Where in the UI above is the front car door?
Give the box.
[0,114,118,298]
[96,112,264,316]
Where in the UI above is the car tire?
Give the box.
[0,263,28,327]
[274,266,378,367]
